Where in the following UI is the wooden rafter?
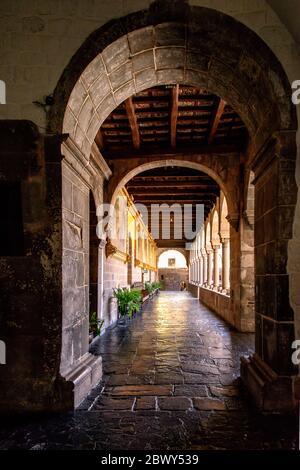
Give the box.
[125,97,140,150]
[170,84,179,148]
[208,98,226,144]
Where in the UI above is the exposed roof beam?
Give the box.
[125,97,140,150]
[170,84,179,148]
[208,98,226,144]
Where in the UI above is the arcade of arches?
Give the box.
[1,1,300,443]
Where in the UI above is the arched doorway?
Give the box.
[13,4,296,412]
[158,249,188,291]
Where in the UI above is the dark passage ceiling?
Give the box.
[97,85,248,156]
[126,167,219,248]
[97,85,246,247]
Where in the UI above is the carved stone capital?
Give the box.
[105,238,117,258]
[226,213,239,231]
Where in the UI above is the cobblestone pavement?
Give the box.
[0,292,298,450]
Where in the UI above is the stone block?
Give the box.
[155,23,186,47]
[135,396,156,410]
[158,397,192,411]
[185,69,208,88]
[88,74,111,106]
[174,384,207,397]
[186,51,210,72]
[155,47,185,70]
[78,96,95,132]
[109,62,133,91]
[105,385,172,396]
[132,50,154,72]
[114,80,136,105]
[94,397,134,410]
[156,69,184,84]
[135,68,157,91]
[128,26,155,54]
[96,93,116,122]
[209,385,239,397]
[102,36,130,74]
[193,397,226,410]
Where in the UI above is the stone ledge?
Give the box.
[241,353,297,412]
[64,353,102,408]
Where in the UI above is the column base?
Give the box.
[241,354,297,413]
[64,353,103,408]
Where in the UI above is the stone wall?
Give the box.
[188,283,231,325]
[103,256,128,328]
[230,219,255,332]
[0,0,299,127]
[61,161,90,377]
[0,122,72,413]
[199,288,231,325]
[159,268,188,290]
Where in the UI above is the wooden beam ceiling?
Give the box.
[208,98,226,144]
[125,97,140,150]
[100,85,247,156]
[170,84,179,148]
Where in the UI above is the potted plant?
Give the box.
[145,281,154,298]
[113,287,142,325]
[128,289,142,316]
[154,281,162,294]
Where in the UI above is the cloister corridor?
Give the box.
[0,292,297,450]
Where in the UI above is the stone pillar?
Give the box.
[212,245,220,290]
[241,132,298,412]
[199,255,203,286]
[221,238,230,293]
[98,239,106,322]
[207,249,213,288]
[202,249,208,286]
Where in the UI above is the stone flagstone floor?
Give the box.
[0,292,298,450]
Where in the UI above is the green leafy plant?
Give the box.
[152,281,162,290]
[113,287,142,318]
[145,281,161,294]
[145,281,155,294]
[89,312,104,337]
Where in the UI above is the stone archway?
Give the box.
[157,247,189,266]
[108,159,237,220]
[47,3,298,411]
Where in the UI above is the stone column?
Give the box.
[221,238,230,293]
[199,255,203,286]
[207,249,213,288]
[202,249,207,286]
[196,258,199,284]
[241,131,299,412]
[212,244,220,290]
[98,239,106,322]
